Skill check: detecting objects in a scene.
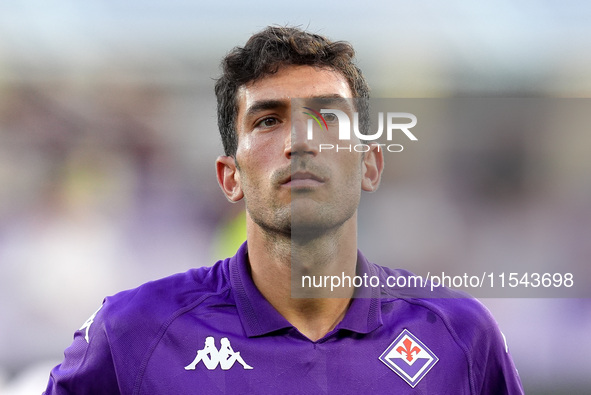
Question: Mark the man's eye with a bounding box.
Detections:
[323,113,337,122]
[256,117,280,128]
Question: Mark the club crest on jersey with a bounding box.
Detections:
[379,329,438,388]
[185,337,253,371]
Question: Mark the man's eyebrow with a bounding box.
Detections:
[244,95,354,118]
[305,94,354,108]
[244,99,289,118]
[308,94,351,101]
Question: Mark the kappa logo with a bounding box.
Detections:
[79,304,103,344]
[185,337,253,371]
[379,329,438,388]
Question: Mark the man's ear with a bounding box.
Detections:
[361,144,384,192]
[216,156,244,202]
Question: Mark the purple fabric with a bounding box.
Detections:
[44,242,523,394]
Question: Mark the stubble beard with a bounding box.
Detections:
[245,183,359,247]
[240,156,361,256]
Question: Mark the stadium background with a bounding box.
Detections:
[0,1,590,393]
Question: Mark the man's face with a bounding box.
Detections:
[225,65,379,239]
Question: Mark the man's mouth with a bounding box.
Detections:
[282,171,325,188]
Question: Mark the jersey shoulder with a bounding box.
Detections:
[44,259,234,394]
[101,257,232,331]
[372,263,497,333]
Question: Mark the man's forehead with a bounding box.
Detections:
[236,65,352,115]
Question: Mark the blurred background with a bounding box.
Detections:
[0,0,590,393]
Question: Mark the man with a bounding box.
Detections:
[45,26,523,394]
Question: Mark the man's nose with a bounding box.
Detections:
[285,117,319,158]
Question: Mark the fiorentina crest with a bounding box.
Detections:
[379,329,438,388]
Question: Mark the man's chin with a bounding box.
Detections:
[289,217,344,242]
[290,225,327,242]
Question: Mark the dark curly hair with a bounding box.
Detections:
[215,26,370,156]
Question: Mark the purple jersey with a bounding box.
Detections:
[45,242,523,394]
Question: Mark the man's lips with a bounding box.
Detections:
[282,171,325,187]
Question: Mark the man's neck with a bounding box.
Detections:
[245,214,358,341]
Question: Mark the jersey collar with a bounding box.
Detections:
[229,242,383,338]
